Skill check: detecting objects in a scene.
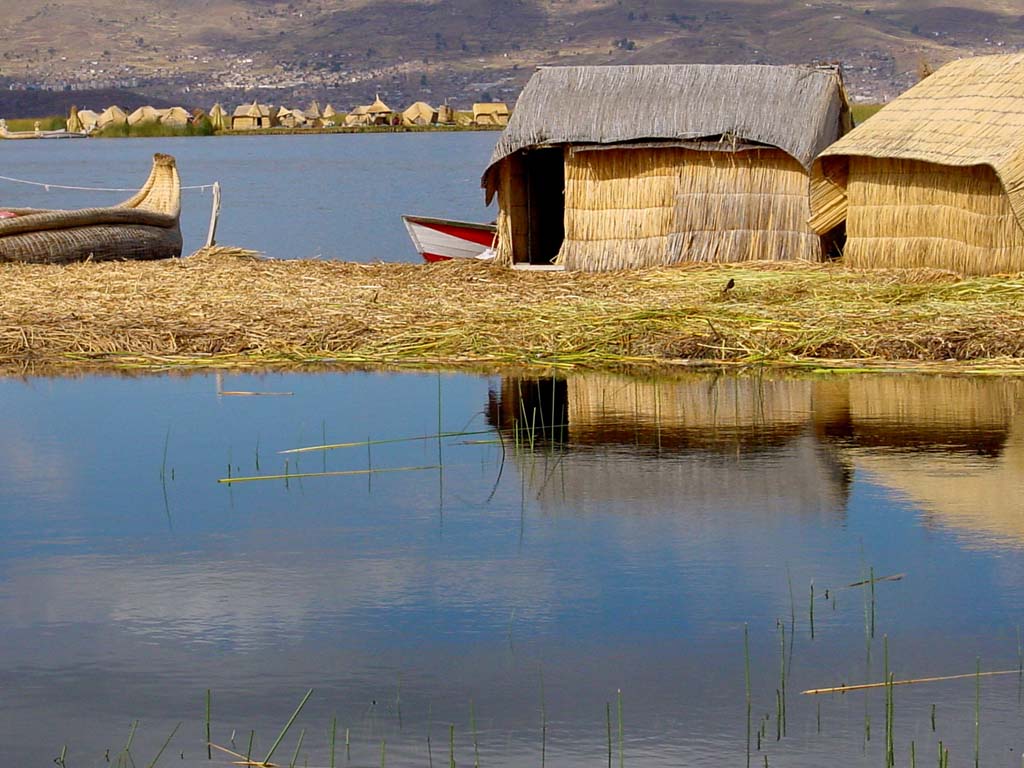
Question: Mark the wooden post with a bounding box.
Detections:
[205,181,221,248]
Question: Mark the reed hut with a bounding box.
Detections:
[276,107,306,128]
[76,109,99,133]
[232,102,275,130]
[809,53,1024,275]
[66,105,83,133]
[96,105,129,131]
[128,105,161,126]
[366,95,393,125]
[208,103,228,131]
[482,64,851,269]
[472,102,510,126]
[159,106,191,127]
[322,104,337,126]
[402,101,437,126]
[437,104,456,124]
[344,105,371,127]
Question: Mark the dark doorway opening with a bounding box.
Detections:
[524,148,565,265]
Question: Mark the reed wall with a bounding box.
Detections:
[843,157,1024,274]
[556,147,824,271]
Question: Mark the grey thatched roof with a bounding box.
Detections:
[482,64,849,191]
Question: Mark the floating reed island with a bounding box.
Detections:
[3,246,1024,373]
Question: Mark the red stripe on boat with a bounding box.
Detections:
[422,252,453,262]
[419,220,495,247]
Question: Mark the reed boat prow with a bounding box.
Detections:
[0,153,183,264]
[402,214,497,262]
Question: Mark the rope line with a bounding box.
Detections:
[0,173,217,192]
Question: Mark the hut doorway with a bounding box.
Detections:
[524,148,565,264]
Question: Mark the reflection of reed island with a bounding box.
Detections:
[487,373,852,517]
[816,376,1024,546]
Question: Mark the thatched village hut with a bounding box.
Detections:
[810,53,1024,275]
[96,105,129,131]
[322,104,337,125]
[402,101,438,126]
[208,103,228,131]
[66,105,83,133]
[159,106,191,127]
[482,64,850,269]
[436,104,456,125]
[276,107,306,128]
[128,105,161,126]
[472,102,510,126]
[305,100,323,123]
[232,102,275,130]
[76,109,99,133]
[346,95,394,126]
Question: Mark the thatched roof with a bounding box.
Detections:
[810,53,1024,234]
[323,104,336,118]
[128,105,161,125]
[483,64,850,193]
[160,106,191,127]
[402,101,436,125]
[233,102,272,118]
[366,95,392,114]
[209,103,227,130]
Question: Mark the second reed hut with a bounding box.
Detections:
[809,53,1024,275]
[482,64,850,269]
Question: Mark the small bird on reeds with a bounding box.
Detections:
[722,278,735,293]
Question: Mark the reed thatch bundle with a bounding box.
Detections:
[559,146,823,270]
[810,53,1024,274]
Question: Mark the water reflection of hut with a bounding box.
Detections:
[488,373,851,516]
[481,65,851,269]
[814,376,1020,456]
[818,376,1024,545]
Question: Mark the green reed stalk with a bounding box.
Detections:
[346,727,350,761]
[470,699,479,768]
[975,657,981,768]
[449,724,455,768]
[775,690,781,741]
[146,722,181,768]
[1018,625,1023,705]
[745,624,751,768]
[380,739,386,768]
[206,689,212,760]
[606,702,612,768]
[810,581,815,639]
[540,669,547,768]
[778,620,786,737]
[56,745,67,767]
[911,740,916,768]
[816,702,820,734]
[330,716,337,768]
[264,688,314,764]
[288,729,305,768]
[617,689,624,768]
[246,730,254,762]
[870,566,876,639]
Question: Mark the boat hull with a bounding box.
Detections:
[402,215,496,262]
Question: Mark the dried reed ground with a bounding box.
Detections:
[3,246,1024,373]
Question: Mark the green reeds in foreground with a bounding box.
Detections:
[617,688,624,768]
[218,465,439,484]
[206,689,212,760]
[744,624,751,768]
[975,658,981,768]
[146,722,181,768]
[263,688,314,765]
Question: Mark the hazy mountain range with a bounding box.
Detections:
[1,0,1022,114]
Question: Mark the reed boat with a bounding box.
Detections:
[0,153,182,263]
[402,214,496,262]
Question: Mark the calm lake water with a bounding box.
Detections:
[3,367,1024,767]
[0,132,498,259]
